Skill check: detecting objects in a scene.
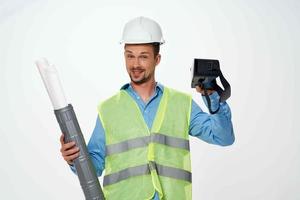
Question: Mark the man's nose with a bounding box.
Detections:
[133,57,141,67]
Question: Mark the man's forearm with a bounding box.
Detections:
[189,93,235,146]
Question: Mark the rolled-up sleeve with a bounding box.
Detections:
[189,91,235,146]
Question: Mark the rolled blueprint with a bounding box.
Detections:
[36,58,105,200]
[36,58,68,110]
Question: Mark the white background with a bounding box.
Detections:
[0,0,299,199]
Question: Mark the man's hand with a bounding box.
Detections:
[196,85,215,96]
[60,134,80,165]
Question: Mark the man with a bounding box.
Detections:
[60,16,234,200]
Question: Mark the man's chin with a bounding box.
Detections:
[130,74,146,84]
[131,79,146,85]
[131,77,150,84]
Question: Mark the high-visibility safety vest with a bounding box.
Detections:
[97,87,192,200]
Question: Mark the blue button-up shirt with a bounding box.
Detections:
[71,83,234,200]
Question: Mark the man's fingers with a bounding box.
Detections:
[62,147,80,157]
[60,134,76,150]
[196,85,215,95]
[60,141,76,152]
[59,133,79,164]
[196,85,203,93]
[64,153,80,163]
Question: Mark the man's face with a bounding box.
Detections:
[124,44,161,85]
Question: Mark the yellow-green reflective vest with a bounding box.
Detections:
[97,87,192,200]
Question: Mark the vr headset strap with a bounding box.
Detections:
[203,69,231,114]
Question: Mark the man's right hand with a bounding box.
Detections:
[60,134,80,165]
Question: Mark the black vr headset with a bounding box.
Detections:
[191,59,231,114]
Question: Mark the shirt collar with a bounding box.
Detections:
[120,82,164,93]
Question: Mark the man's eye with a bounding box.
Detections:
[127,55,134,58]
[140,56,148,59]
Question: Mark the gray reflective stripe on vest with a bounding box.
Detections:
[103,164,150,186]
[151,133,190,151]
[106,136,150,155]
[149,161,192,183]
[106,133,190,156]
[103,162,192,186]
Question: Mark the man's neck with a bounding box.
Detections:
[130,80,156,103]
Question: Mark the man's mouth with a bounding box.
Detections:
[131,68,145,76]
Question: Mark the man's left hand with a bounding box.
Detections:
[196,85,215,96]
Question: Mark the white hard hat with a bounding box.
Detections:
[120,16,165,45]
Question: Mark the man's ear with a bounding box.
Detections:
[155,54,161,66]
